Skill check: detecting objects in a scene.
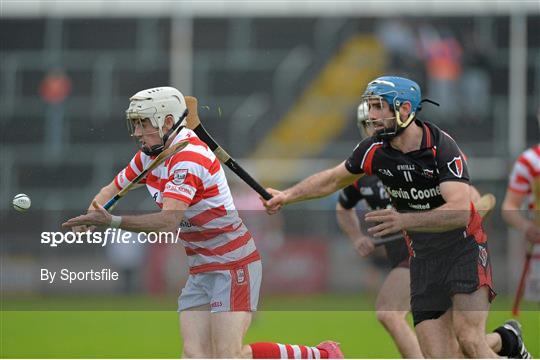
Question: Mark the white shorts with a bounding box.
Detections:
[178,260,262,313]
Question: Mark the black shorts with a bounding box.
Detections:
[410,234,496,326]
[385,238,410,269]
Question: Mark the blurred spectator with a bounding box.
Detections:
[39,68,72,157]
[375,19,422,77]
[39,68,71,104]
[418,24,463,122]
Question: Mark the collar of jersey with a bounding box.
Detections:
[171,127,192,144]
[381,119,434,150]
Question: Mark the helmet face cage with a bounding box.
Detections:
[125,116,163,156]
[126,103,166,137]
[359,94,400,140]
[126,117,160,138]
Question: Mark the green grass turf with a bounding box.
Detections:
[1,295,538,358]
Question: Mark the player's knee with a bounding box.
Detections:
[376,310,405,328]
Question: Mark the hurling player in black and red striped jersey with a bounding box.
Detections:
[335,102,422,358]
[263,76,531,358]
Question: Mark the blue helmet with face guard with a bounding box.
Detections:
[362,76,422,140]
[365,76,422,113]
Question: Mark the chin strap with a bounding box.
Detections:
[375,98,441,141]
[142,108,189,156]
[162,108,188,145]
[391,98,440,138]
[396,109,416,128]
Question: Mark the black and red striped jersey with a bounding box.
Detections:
[344,119,472,257]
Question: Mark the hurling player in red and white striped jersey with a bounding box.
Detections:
[502,110,540,311]
[502,141,540,244]
[63,87,343,359]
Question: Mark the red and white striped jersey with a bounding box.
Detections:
[114,128,260,274]
[508,144,540,214]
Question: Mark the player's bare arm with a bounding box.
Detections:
[502,190,540,244]
[62,197,188,233]
[70,180,119,233]
[365,181,470,237]
[263,161,361,214]
[469,185,481,203]
[92,181,120,205]
[336,202,375,256]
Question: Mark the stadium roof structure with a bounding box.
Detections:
[2,0,538,18]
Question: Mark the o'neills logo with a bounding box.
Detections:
[447,156,463,178]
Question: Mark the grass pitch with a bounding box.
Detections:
[1,295,538,358]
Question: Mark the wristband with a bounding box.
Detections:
[110,215,122,228]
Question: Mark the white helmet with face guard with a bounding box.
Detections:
[126,86,188,156]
